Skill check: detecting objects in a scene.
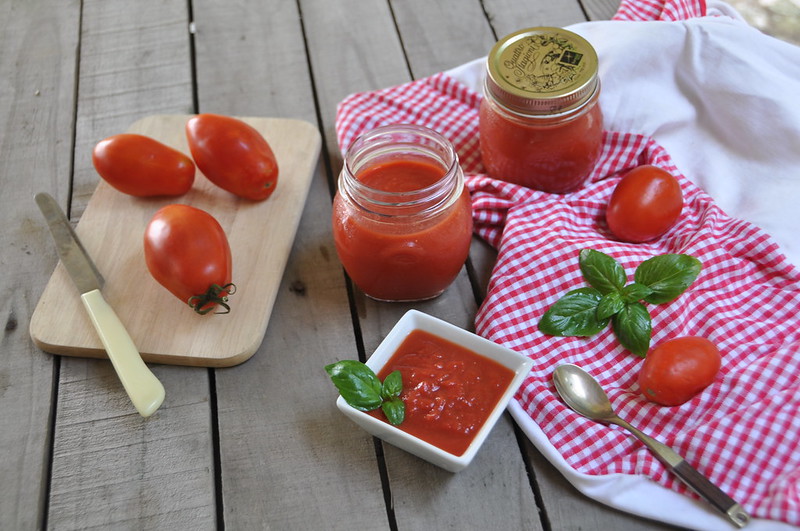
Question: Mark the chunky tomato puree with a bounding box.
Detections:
[358,159,441,191]
[371,330,515,456]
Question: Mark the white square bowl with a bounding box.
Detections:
[335,309,534,473]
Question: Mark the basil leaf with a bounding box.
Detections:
[579,249,627,295]
[597,291,625,320]
[325,360,383,411]
[635,254,702,304]
[381,370,402,400]
[612,302,652,357]
[539,287,609,337]
[381,397,405,426]
[621,282,654,303]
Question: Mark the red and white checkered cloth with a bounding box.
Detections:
[336,1,800,529]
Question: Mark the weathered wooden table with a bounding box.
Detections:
[2,1,695,529]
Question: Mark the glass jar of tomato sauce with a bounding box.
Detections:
[479,27,603,193]
[332,124,473,302]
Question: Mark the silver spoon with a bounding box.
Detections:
[552,363,750,529]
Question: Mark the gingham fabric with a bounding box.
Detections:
[335,1,800,527]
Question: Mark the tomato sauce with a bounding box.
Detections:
[358,159,440,191]
[371,330,515,456]
[332,158,473,301]
[478,99,603,193]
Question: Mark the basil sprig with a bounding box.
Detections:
[539,249,701,357]
[325,360,405,425]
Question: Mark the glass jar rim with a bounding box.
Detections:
[342,124,462,213]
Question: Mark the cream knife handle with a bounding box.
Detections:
[80,289,165,417]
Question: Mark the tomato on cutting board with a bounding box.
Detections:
[144,204,234,314]
[638,336,721,406]
[605,165,683,243]
[92,134,195,197]
[185,113,279,201]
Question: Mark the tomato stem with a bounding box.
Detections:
[188,283,236,315]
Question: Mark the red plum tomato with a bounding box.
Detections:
[185,114,279,201]
[606,165,683,243]
[92,134,195,197]
[144,204,234,314]
[639,336,721,406]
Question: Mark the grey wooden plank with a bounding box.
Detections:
[45,1,217,529]
[583,0,624,21]
[302,0,411,158]
[48,364,217,529]
[482,0,588,35]
[0,1,81,528]
[303,0,543,528]
[523,438,683,530]
[388,0,496,76]
[212,225,390,530]
[192,0,314,118]
[190,0,390,528]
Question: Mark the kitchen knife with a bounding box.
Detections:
[35,192,165,417]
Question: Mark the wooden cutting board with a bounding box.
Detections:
[30,114,321,367]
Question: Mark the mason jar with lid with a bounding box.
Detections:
[479,27,603,194]
[332,124,473,302]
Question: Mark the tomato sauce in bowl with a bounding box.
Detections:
[334,310,534,472]
[370,329,515,456]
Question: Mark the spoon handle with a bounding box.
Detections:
[611,417,750,528]
[672,460,750,528]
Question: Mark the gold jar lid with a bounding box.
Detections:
[485,27,599,115]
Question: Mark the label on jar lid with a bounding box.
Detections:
[486,27,599,115]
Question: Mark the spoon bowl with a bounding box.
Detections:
[552,364,617,421]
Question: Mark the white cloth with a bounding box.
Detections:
[446,3,800,529]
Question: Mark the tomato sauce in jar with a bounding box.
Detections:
[371,329,515,456]
[332,125,473,302]
[479,27,603,193]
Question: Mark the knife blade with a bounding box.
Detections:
[35,192,165,418]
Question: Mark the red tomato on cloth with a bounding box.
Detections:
[185,114,278,201]
[639,336,721,406]
[144,204,234,314]
[92,134,195,197]
[605,165,683,243]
